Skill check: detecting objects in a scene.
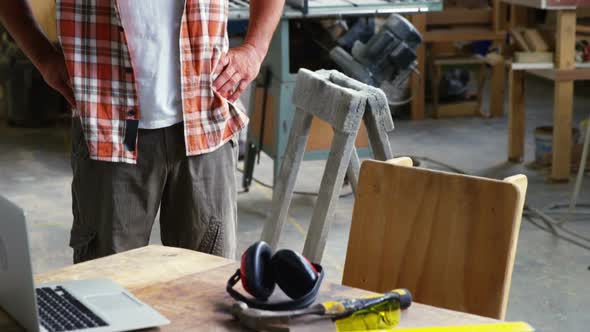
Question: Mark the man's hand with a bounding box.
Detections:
[39,49,76,108]
[212,43,263,103]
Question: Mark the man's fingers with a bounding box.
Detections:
[213,53,230,77]
[218,72,241,97]
[228,81,248,103]
[213,64,236,91]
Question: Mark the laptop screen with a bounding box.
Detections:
[0,196,40,332]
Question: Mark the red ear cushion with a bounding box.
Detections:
[241,241,275,300]
[271,250,319,300]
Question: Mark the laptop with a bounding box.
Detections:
[0,196,170,332]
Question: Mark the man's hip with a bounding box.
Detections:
[70,119,239,263]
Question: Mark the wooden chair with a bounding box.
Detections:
[342,158,527,320]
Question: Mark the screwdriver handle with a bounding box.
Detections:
[393,288,413,309]
[322,288,412,318]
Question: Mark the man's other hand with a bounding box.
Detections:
[213,43,263,103]
[39,49,76,108]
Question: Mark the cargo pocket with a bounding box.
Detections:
[197,219,225,256]
[70,139,98,263]
[69,193,99,263]
[70,234,97,264]
[69,214,98,263]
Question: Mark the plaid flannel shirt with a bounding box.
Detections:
[56,0,249,163]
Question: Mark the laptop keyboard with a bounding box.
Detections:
[36,286,108,332]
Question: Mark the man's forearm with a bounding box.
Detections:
[244,0,285,60]
[0,1,56,68]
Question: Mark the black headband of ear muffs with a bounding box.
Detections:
[226,263,324,311]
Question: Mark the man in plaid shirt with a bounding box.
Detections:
[0,0,284,262]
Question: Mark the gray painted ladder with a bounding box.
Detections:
[260,69,396,263]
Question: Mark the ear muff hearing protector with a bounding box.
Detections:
[226,241,324,310]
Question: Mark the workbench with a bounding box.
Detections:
[0,245,501,331]
[231,0,443,183]
[505,0,590,181]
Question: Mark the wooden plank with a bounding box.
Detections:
[426,8,492,26]
[555,11,577,70]
[425,28,505,43]
[552,81,574,181]
[523,29,550,51]
[493,0,508,32]
[501,0,577,9]
[510,6,530,28]
[552,10,576,181]
[434,101,481,118]
[512,62,554,70]
[508,69,526,162]
[514,51,554,63]
[134,264,498,331]
[410,14,426,121]
[510,30,531,51]
[249,87,277,152]
[342,160,526,320]
[489,54,506,117]
[306,118,369,151]
[35,245,233,289]
[0,245,504,331]
[527,68,590,81]
[576,24,590,34]
[499,175,528,319]
[434,57,486,65]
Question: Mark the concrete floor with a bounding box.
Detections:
[1,76,589,331]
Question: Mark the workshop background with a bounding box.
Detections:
[1,0,590,331]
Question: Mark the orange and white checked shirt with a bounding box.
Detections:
[56,0,249,163]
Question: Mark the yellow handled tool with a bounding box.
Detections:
[231,289,412,331]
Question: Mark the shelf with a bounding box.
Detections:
[426,8,492,26]
[424,28,505,42]
[500,0,580,10]
[527,68,590,81]
[510,60,590,80]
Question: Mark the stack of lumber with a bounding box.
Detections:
[511,28,553,63]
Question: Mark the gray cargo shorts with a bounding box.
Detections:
[70,119,238,263]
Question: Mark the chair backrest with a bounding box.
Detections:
[342,158,527,320]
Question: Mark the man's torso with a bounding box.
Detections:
[117,0,185,130]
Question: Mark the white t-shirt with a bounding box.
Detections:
[118,0,184,129]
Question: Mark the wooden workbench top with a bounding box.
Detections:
[0,245,497,331]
